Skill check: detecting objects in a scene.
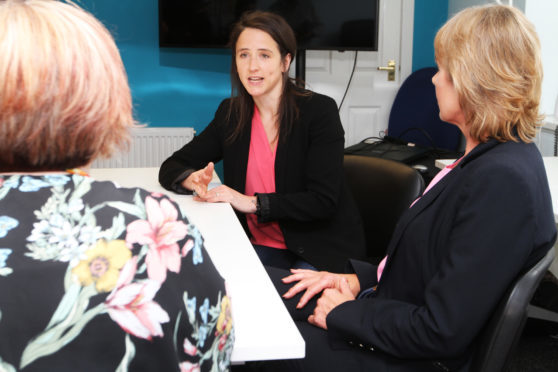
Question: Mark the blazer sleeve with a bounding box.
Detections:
[325,162,550,359]
[158,100,228,193]
[258,94,346,222]
[348,259,379,290]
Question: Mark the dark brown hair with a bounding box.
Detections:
[226,10,309,143]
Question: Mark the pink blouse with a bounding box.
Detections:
[245,106,287,249]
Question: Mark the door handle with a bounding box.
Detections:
[377,60,396,81]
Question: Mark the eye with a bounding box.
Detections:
[261,53,270,59]
[238,52,248,58]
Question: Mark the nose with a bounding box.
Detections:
[249,56,258,71]
[432,72,438,85]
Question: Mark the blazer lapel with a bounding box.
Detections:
[385,165,462,257]
[232,123,252,194]
[382,139,501,270]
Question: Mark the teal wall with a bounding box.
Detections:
[412,0,449,72]
[81,1,448,128]
[80,1,231,132]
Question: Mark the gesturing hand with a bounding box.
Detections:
[193,184,257,214]
[182,162,214,196]
[308,278,355,330]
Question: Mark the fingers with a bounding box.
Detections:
[203,162,214,181]
[196,188,223,203]
[339,277,351,294]
[308,308,328,330]
[281,270,319,299]
[206,161,214,173]
[281,270,312,284]
[282,277,310,299]
[281,271,338,308]
[193,184,208,198]
[296,286,322,309]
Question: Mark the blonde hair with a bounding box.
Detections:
[434,4,543,143]
[0,0,136,171]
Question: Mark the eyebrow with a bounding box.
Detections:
[237,47,274,53]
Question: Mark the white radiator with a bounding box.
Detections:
[90,127,195,168]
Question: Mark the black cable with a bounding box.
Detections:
[338,51,358,112]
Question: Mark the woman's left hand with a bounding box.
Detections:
[194,185,257,214]
[308,278,355,330]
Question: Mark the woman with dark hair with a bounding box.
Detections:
[159,11,365,272]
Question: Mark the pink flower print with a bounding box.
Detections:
[182,239,194,257]
[218,334,228,351]
[126,196,188,282]
[179,361,200,372]
[105,258,170,340]
[183,337,197,356]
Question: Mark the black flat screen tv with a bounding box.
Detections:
[159,0,379,51]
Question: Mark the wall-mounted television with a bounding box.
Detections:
[158,0,379,51]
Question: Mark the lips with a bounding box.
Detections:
[248,77,263,82]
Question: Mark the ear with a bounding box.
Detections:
[282,53,292,73]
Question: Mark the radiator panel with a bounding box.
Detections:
[90,127,195,168]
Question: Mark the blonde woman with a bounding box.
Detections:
[0,1,232,370]
[253,5,557,371]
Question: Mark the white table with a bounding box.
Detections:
[543,157,558,224]
[541,157,558,280]
[89,168,305,363]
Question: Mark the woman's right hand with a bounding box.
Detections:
[181,162,214,197]
[281,269,360,309]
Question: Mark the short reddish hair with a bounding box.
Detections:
[0,0,136,171]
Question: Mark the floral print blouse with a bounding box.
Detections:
[0,173,234,371]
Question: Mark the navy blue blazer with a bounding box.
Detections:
[159,93,365,272]
[327,139,557,367]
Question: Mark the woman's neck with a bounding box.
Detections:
[0,170,66,175]
[458,122,480,156]
[463,139,479,156]
[253,91,281,119]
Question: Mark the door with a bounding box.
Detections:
[300,0,414,147]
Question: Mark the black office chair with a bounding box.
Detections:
[343,155,424,263]
[387,67,463,152]
[467,247,556,372]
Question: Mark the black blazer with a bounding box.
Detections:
[159,92,365,272]
[327,139,557,368]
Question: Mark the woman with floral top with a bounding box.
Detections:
[0,1,233,371]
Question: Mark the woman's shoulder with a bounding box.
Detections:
[90,178,185,216]
[214,97,233,116]
[217,97,233,108]
[460,140,547,194]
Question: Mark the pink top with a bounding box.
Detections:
[245,107,287,249]
[376,158,463,282]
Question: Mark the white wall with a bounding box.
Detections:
[448,0,556,117]
[525,1,558,116]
